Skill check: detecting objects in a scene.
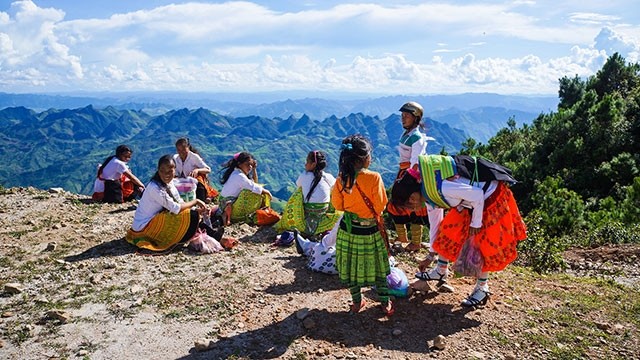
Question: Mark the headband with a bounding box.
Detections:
[406,168,421,182]
[233,152,241,160]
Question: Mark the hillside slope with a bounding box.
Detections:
[0,187,638,360]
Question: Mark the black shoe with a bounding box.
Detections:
[461,288,490,307]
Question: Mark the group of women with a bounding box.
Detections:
[93,103,528,315]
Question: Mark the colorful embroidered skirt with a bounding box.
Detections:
[275,187,342,235]
[336,218,390,287]
[432,182,527,272]
[222,189,267,224]
[125,209,194,251]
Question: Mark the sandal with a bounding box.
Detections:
[349,299,366,314]
[461,288,490,307]
[380,300,395,317]
[415,269,448,286]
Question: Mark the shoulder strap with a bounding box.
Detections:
[355,182,391,255]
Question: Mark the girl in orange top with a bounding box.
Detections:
[331,134,393,316]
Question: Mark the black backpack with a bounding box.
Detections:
[454,155,517,185]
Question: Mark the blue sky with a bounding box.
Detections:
[0,0,639,96]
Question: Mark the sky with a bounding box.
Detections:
[0,0,639,96]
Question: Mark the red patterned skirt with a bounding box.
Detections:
[432,182,527,272]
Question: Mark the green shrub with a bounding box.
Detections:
[587,222,640,247]
[517,210,567,273]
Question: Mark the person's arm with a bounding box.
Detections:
[331,178,344,211]
[189,153,211,178]
[180,198,207,214]
[123,169,145,190]
[410,136,427,168]
[371,173,388,215]
[442,180,484,229]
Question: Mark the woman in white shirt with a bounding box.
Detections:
[277,150,342,236]
[95,145,145,203]
[219,152,272,225]
[391,154,527,308]
[173,138,217,202]
[126,155,207,252]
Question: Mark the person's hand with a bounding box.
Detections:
[469,226,481,236]
[263,189,272,199]
[193,199,206,214]
[189,169,199,178]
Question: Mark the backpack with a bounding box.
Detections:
[454,155,517,185]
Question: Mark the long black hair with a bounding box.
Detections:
[175,137,201,156]
[390,172,422,206]
[305,150,328,202]
[150,155,176,190]
[220,151,254,184]
[98,144,132,177]
[337,134,372,191]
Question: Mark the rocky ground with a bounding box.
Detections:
[0,187,639,360]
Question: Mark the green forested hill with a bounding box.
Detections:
[0,106,467,202]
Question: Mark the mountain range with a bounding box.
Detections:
[0,92,558,206]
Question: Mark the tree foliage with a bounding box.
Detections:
[476,53,640,252]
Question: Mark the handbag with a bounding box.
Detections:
[355,182,391,255]
[255,207,281,226]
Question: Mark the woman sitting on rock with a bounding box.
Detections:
[276,150,341,236]
[218,152,272,225]
[126,155,207,252]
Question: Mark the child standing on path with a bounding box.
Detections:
[331,134,394,316]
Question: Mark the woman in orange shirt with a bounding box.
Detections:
[332,134,393,316]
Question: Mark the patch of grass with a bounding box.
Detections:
[488,329,509,345]
[7,230,28,239]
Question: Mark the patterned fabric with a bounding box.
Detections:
[222,189,267,224]
[307,244,338,275]
[195,173,219,198]
[275,187,342,235]
[418,155,457,209]
[336,218,391,287]
[432,182,527,272]
[125,209,192,251]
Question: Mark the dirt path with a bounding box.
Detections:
[1,187,638,359]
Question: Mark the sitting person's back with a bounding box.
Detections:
[276,150,341,236]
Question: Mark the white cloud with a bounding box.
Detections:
[1,1,639,94]
[594,27,640,62]
[570,12,620,25]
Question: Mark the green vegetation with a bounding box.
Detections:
[462,53,640,272]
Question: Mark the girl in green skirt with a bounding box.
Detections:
[331,134,393,316]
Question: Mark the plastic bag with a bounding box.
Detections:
[187,229,224,254]
[387,267,410,298]
[452,235,484,277]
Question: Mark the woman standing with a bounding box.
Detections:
[332,134,393,316]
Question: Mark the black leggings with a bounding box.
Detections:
[179,210,200,242]
[103,180,123,203]
[196,182,207,201]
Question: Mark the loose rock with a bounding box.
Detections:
[433,334,446,350]
[4,283,24,294]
